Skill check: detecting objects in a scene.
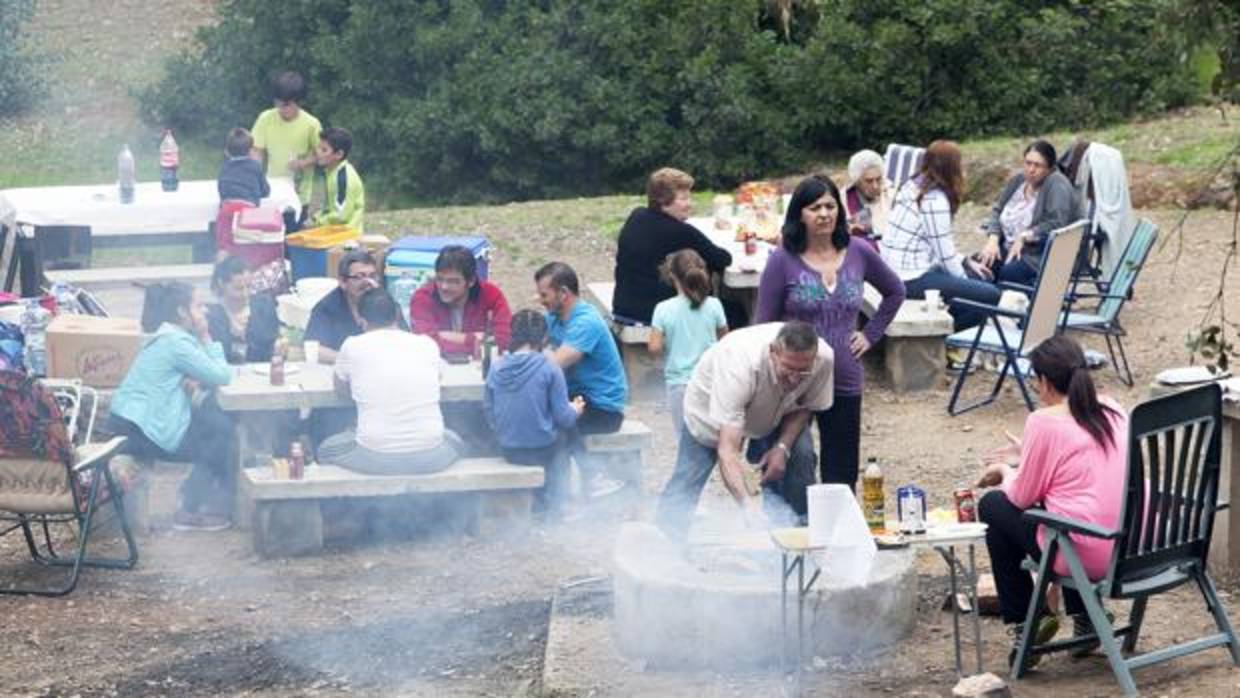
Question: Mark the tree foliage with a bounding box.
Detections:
[142,0,1209,202]
[0,0,44,117]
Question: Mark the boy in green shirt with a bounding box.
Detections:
[312,127,365,233]
[251,71,321,214]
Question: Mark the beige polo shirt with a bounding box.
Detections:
[682,323,834,448]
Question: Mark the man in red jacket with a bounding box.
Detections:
[409,245,512,357]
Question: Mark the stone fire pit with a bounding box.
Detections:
[613,521,917,671]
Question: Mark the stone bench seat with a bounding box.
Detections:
[583,420,652,453]
[862,284,953,392]
[243,460,544,501]
[242,458,545,557]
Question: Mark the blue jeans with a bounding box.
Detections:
[655,423,816,541]
[905,270,1002,331]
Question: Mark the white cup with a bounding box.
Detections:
[303,340,320,365]
[924,290,941,312]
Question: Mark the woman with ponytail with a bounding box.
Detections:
[977,334,1128,663]
[755,175,905,491]
[648,249,728,435]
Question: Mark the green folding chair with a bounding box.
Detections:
[1060,218,1158,387]
[1010,384,1240,696]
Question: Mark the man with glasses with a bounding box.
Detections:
[304,249,405,448]
[655,321,834,541]
[410,245,512,357]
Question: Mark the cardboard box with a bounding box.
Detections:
[46,314,143,387]
[326,234,393,279]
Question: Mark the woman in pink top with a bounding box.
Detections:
[977,335,1128,661]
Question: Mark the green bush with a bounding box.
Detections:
[141,0,1208,203]
[0,0,44,116]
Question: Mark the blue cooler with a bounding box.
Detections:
[385,236,491,325]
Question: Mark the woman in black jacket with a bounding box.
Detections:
[206,255,280,364]
[613,167,735,326]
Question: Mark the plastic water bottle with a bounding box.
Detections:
[118,144,136,204]
[390,272,417,327]
[50,281,79,315]
[20,299,51,376]
[159,129,179,192]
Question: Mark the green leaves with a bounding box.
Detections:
[138,0,1209,203]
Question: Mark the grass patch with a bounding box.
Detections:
[959,107,1238,171]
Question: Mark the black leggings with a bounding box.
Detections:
[569,405,623,481]
[816,393,862,491]
[978,489,1085,623]
[109,397,236,516]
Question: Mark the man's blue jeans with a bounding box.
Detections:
[655,423,816,541]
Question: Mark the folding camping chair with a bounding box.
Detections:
[1061,218,1158,387]
[0,371,137,596]
[1010,384,1240,696]
[945,221,1086,415]
[883,144,925,191]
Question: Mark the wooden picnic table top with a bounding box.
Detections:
[216,358,486,412]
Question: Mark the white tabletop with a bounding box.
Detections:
[688,216,772,289]
[0,177,300,237]
[216,358,486,412]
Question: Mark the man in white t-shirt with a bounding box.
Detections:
[318,289,461,474]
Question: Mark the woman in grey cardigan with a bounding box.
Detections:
[975,140,1080,286]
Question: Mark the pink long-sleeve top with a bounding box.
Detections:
[1003,397,1129,579]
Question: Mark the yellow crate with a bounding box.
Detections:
[286,225,360,249]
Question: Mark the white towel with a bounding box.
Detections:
[1083,143,1137,279]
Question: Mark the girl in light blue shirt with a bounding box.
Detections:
[649,249,728,435]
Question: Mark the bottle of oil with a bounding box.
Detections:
[862,457,885,532]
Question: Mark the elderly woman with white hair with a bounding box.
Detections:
[841,149,894,249]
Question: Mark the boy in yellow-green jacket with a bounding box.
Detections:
[311,126,365,233]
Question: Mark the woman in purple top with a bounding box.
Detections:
[756,176,905,489]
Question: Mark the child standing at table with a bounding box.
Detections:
[251,70,320,222]
[485,309,584,519]
[217,128,270,206]
[648,249,728,435]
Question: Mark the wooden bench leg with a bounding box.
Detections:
[254,500,324,557]
[884,336,946,393]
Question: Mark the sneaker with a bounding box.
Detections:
[587,476,626,499]
[1007,614,1059,669]
[1069,611,1114,658]
[172,510,232,532]
[946,348,976,373]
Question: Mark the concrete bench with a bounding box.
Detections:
[47,264,213,318]
[584,281,662,401]
[242,459,544,557]
[862,285,952,393]
[582,419,652,492]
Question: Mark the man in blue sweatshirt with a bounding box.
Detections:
[484,309,583,519]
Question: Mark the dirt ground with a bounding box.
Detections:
[3,203,1239,696]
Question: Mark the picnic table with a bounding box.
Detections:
[0,177,300,265]
[215,358,486,412]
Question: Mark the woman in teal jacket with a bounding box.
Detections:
[109,282,236,531]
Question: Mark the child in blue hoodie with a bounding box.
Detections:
[109,282,235,531]
[485,309,583,518]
